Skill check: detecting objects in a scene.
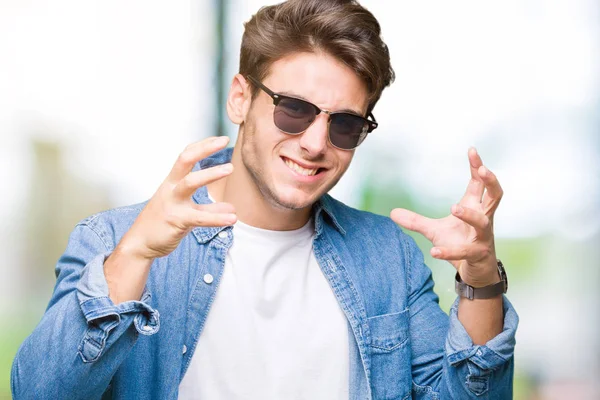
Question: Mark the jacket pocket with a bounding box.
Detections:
[367,308,411,400]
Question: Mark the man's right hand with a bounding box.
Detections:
[121,136,236,260]
[104,136,236,304]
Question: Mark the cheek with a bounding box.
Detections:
[248,110,285,146]
[335,151,354,173]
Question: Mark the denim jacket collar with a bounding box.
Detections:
[190,146,345,244]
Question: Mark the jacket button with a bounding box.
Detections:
[203,274,214,284]
[182,345,187,354]
[218,231,228,239]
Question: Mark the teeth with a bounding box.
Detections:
[284,159,318,176]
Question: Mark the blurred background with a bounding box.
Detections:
[0,0,598,398]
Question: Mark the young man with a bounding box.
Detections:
[12,0,518,399]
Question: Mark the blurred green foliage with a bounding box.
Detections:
[1,316,38,399]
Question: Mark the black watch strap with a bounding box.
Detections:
[455,260,508,300]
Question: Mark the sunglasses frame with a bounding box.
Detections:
[246,75,378,150]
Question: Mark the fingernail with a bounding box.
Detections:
[453,205,463,215]
[220,163,233,173]
[431,248,441,257]
[209,135,228,144]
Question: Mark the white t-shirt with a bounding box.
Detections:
[178,218,349,400]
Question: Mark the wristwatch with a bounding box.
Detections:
[455,260,508,300]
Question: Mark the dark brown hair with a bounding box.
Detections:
[240,0,395,113]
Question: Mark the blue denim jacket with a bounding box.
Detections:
[12,148,518,400]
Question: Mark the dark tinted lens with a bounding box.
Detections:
[329,113,369,149]
[273,97,317,134]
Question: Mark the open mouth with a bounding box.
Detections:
[281,157,326,177]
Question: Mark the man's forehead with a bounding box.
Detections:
[262,52,370,113]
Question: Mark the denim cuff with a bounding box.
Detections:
[445,295,518,370]
[76,252,160,336]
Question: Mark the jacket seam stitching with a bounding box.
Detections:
[77,222,111,252]
[369,336,409,352]
[399,228,414,297]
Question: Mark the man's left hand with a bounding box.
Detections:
[390,148,503,288]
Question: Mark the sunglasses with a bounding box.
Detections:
[247,76,378,150]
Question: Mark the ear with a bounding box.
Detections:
[226,74,252,125]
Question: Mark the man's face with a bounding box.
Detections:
[238,52,370,211]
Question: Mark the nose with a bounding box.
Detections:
[298,113,329,157]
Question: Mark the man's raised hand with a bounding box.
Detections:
[120,136,237,261]
[390,148,503,287]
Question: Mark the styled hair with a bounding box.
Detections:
[239,0,395,113]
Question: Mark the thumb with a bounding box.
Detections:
[390,208,434,240]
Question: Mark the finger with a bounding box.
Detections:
[431,244,491,262]
[451,204,491,237]
[167,136,230,183]
[478,166,503,215]
[193,202,236,214]
[185,209,237,228]
[390,208,435,241]
[173,163,233,200]
[460,147,485,205]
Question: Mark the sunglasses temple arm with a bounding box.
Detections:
[247,75,277,99]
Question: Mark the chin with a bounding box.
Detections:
[269,186,319,211]
[273,193,314,211]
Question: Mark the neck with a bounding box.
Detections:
[207,143,313,231]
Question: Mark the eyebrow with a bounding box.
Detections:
[278,90,365,117]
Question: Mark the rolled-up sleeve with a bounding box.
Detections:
[12,220,160,399]
[402,228,518,400]
[77,252,160,337]
[445,296,518,396]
